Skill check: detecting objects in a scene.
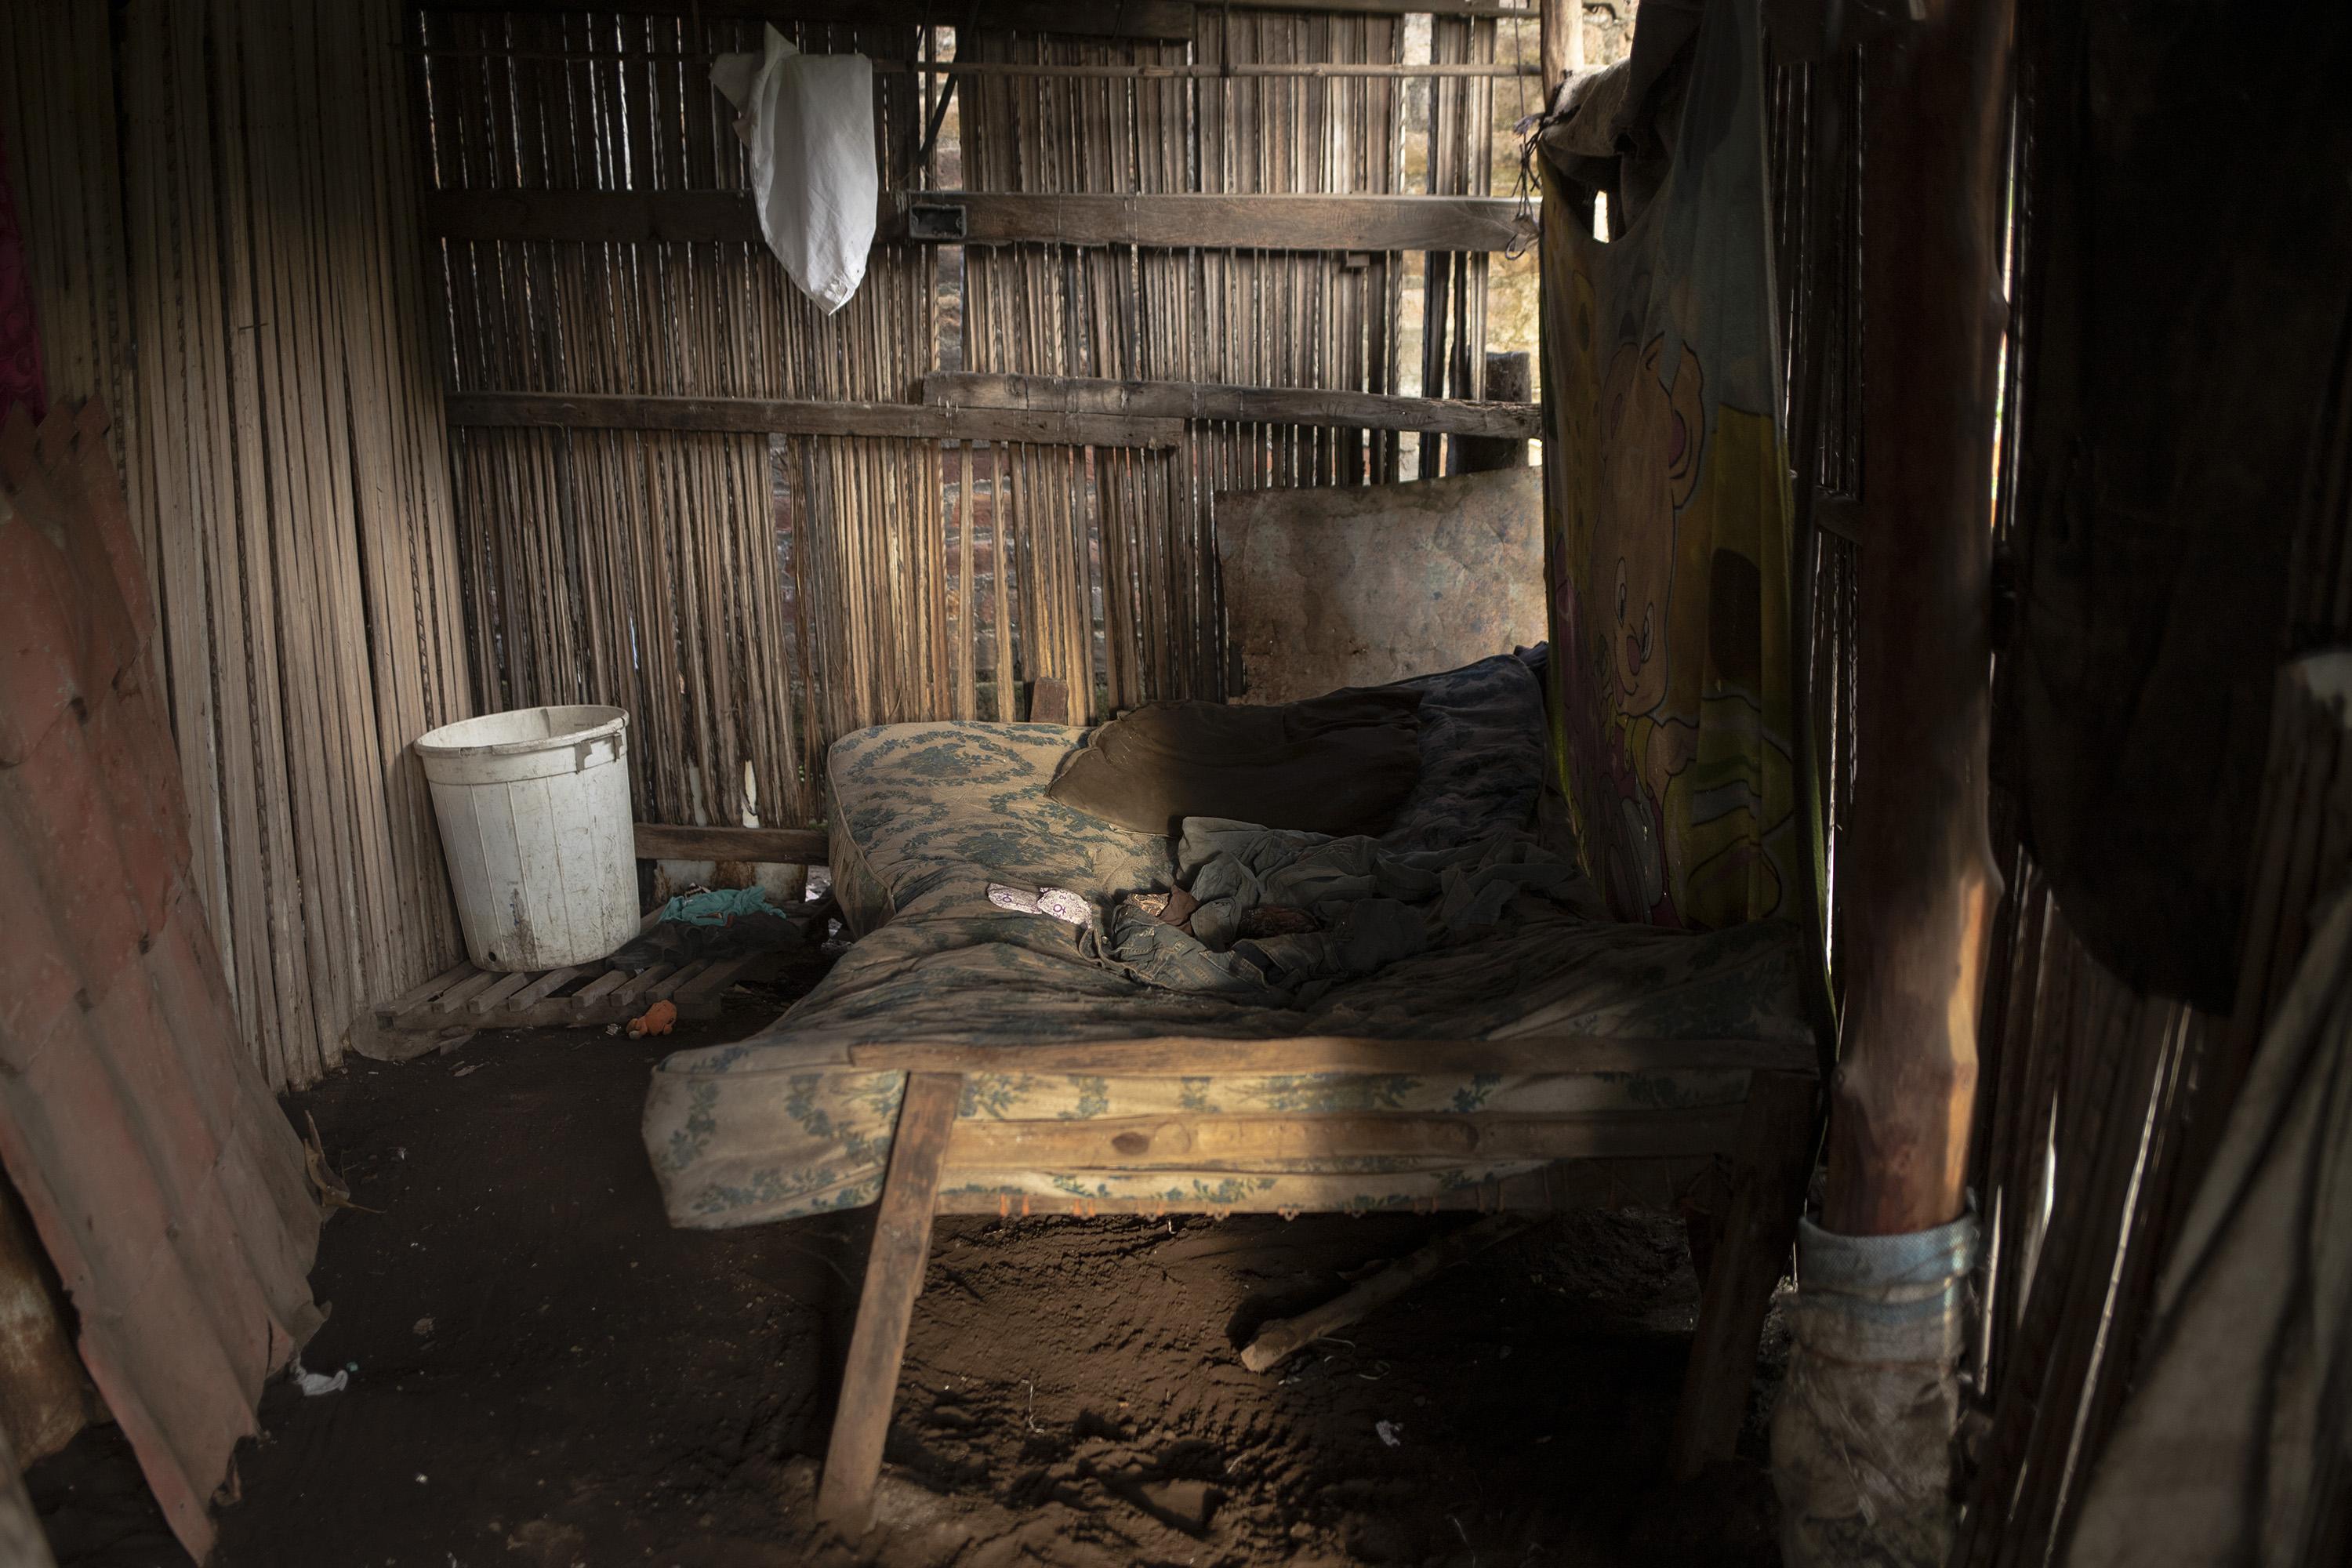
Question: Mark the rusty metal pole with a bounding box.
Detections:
[1824,0,2013,1241]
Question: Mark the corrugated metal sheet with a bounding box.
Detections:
[0,400,321,1562]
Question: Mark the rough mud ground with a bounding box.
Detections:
[32,966,1785,1568]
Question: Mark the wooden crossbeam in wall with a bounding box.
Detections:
[419,0,1200,38]
[633,822,830,865]
[923,372,1542,440]
[445,392,1185,449]
[426,190,1529,253]
[418,1,1536,35]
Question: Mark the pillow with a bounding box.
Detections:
[1045,686,1423,838]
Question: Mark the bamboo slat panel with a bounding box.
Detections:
[5,1,472,1089]
[422,9,939,808]
[955,11,1466,718]
[419,6,1501,782]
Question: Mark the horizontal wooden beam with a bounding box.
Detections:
[887,191,1527,249]
[419,1,1539,37]
[782,1035,1819,1077]
[930,1156,1715,1216]
[923,372,1541,439]
[881,60,1541,78]
[445,391,1186,448]
[1225,0,1537,16]
[429,190,762,245]
[426,189,1527,252]
[633,822,830,864]
[418,0,1198,39]
[944,1106,1743,1171]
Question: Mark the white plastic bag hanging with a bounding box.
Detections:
[710,27,876,314]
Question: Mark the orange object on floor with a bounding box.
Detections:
[627,999,678,1038]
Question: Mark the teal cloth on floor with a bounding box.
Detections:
[658,887,779,926]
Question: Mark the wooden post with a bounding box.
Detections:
[1541,0,1584,106]
[1669,1070,1818,1475]
[815,1073,963,1530]
[1821,0,2015,1239]
[1459,350,1532,471]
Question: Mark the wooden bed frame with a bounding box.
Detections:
[803,1032,1820,1528]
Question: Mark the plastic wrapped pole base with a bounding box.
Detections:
[1771,1210,1980,1568]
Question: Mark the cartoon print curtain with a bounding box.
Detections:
[1539,0,1800,932]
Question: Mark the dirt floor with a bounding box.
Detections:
[31,964,1787,1568]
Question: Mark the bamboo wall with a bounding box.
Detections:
[2,0,470,1089]
[416,5,1503,823]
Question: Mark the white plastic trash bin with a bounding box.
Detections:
[414,706,638,972]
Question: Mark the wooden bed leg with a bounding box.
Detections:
[1666,1070,1817,1479]
[815,1071,963,1531]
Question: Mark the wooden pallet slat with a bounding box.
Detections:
[374,961,477,1022]
[569,970,630,1014]
[606,963,677,1009]
[467,971,537,1015]
[505,966,581,1010]
[430,969,505,1015]
[646,960,708,1002]
[675,953,764,1010]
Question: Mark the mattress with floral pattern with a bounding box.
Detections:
[642,654,1815,1229]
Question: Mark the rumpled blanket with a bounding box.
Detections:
[1088,818,1590,1003]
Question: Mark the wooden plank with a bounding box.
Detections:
[1231,0,1537,16]
[941,1106,1744,1171]
[444,390,1184,451]
[647,960,710,1002]
[816,1072,963,1530]
[505,966,582,1010]
[893,193,1526,251]
[431,968,505,1014]
[676,953,765,1011]
[835,1035,1820,1078]
[931,1156,1720,1218]
[373,960,477,1023]
[570,970,630,1014]
[923,372,1541,440]
[887,61,1541,80]
[1240,1214,1542,1372]
[426,190,1527,253]
[467,971,536,1015]
[607,963,677,1008]
[427,188,760,245]
[418,0,1197,39]
[1026,677,1071,724]
[633,822,829,865]
[413,50,1537,78]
